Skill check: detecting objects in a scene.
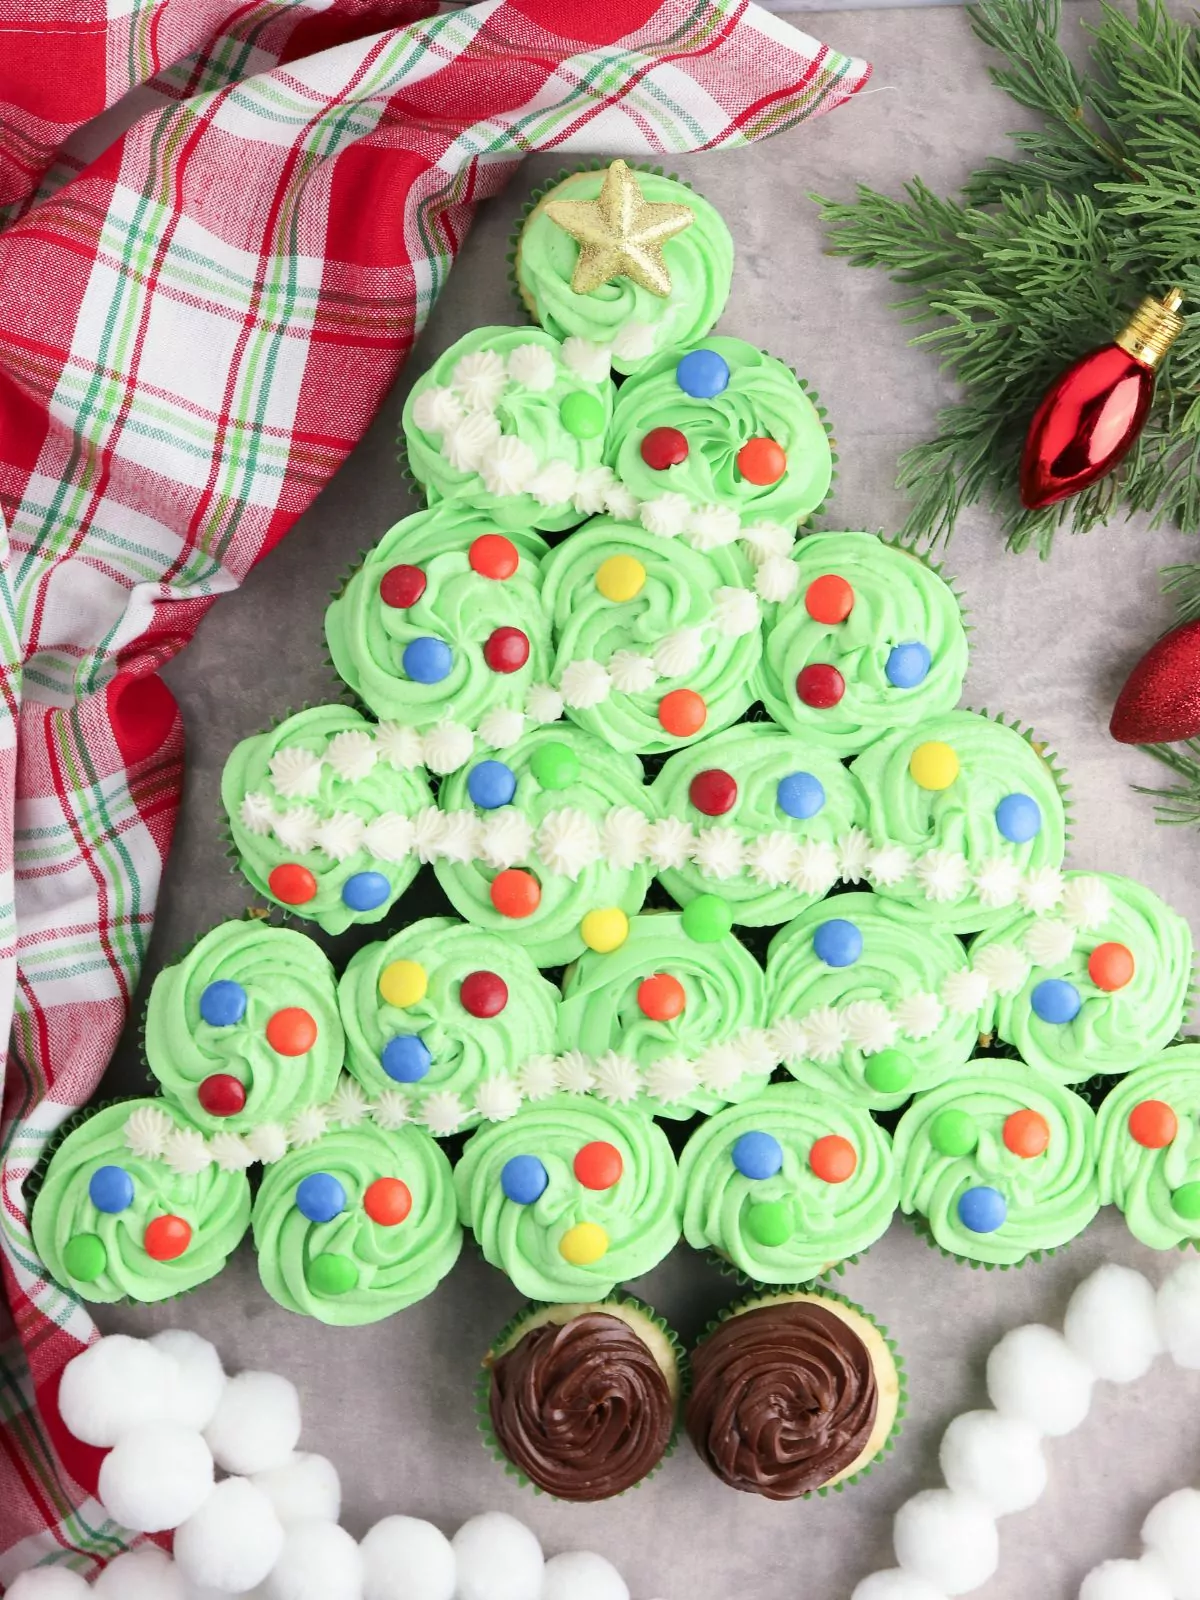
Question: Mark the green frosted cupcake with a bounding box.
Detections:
[221,704,433,937]
[755,533,969,756]
[764,893,983,1111]
[31,1100,251,1304]
[557,910,772,1120]
[144,920,343,1135]
[401,326,614,532]
[969,870,1192,1084]
[679,1083,898,1285]
[850,710,1068,935]
[606,336,832,531]
[433,724,656,968]
[338,916,560,1133]
[454,1096,681,1302]
[893,1059,1099,1267]
[251,1119,461,1324]
[1096,1045,1200,1250]
[650,724,869,926]
[514,160,734,374]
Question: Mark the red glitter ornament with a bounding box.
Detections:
[574,1140,623,1191]
[689,769,737,816]
[460,970,508,1017]
[640,426,688,470]
[796,664,845,709]
[1111,618,1200,745]
[483,626,530,674]
[470,534,519,580]
[268,863,317,906]
[198,1074,247,1118]
[379,564,426,608]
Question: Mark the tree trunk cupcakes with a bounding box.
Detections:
[1096,1045,1200,1250]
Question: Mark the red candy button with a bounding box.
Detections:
[483,626,530,674]
[364,1178,412,1226]
[379,564,426,609]
[268,863,317,906]
[460,970,508,1018]
[198,1074,247,1118]
[1129,1099,1178,1149]
[266,1007,318,1056]
[809,1135,857,1184]
[640,426,689,470]
[658,688,706,738]
[805,574,854,624]
[637,973,686,1021]
[796,664,845,709]
[470,534,519,580]
[574,1141,623,1190]
[737,436,787,485]
[1089,941,1135,992]
[144,1215,191,1262]
[491,869,541,919]
[689,769,737,816]
[1003,1109,1050,1159]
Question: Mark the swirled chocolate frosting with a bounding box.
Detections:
[488,1312,675,1500]
[685,1301,877,1499]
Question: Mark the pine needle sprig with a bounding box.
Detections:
[1136,739,1200,825]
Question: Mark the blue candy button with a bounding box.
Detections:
[296,1172,347,1224]
[957,1185,1007,1234]
[403,636,453,684]
[501,1154,549,1205]
[675,348,730,399]
[88,1165,134,1214]
[777,771,825,820]
[342,871,390,912]
[995,792,1043,844]
[199,979,247,1028]
[885,641,932,689]
[732,1131,783,1181]
[382,1034,432,1083]
[812,918,863,968]
[1031,978,1082,1025]
[467,760,517,810]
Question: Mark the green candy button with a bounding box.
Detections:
[1173,1182,1200,1222]
[931,1108,978,1158]
[746,1199,793,1248]
[864,1049,914,1095]
[530,741,581,791]
[559,391,606,440]
[308,1252,359,1296]
[63,1233,107,1283]
[682,894,733,944]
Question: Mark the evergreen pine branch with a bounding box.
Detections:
[1137,740,1200,825]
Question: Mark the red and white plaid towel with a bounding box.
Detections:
[0,0,866,1577]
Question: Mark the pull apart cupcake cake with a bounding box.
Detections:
[31,157,1195,1510]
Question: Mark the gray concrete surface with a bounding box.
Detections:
[99,6,1200,1596]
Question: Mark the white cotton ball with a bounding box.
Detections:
[264,1520,363,1600]
[1080,1556,1175,1600]
[452,1513,544,1600]
[361,1516,455,1600]
[1142,1488,1200,1600]
[542,1551,630,1600]
[893,1490,999,1597]
[1063,1265,1162,1383]
[938,1410,1047,1516]
[204,1371,301,1475]
[93,1548,187,1598]
[253,1452,341,1525]
[1157,1260,1200,1369]
[58,1335,177,1446]
[6,1571,91,1599]
[185,1587,266,1600]
[985,1324,1093,1436]
[175,1477,285,1594]
[97,1422,214,1532]
[852,1574,949,1600]
[150,1329,227,1430]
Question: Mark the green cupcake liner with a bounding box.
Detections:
[705,1244,870,1293]
[902,1206,1063,1272]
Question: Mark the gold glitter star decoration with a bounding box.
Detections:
[544,159,695,299]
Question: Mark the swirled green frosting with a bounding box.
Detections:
[339,916,559,1119]
[434,723,656,968]
[765,894,981,1111]
[221,705,432,936]
[558,911,770,1119]
[651,724,868,926]
[1096,1046,1200,1250]
[893,1060,1099,1266]
[401,326,613,532]
[540,517,760,754]
[971,871,1192,1084]
[252,1121,461,1324]
[326,504,551,729]
[455,1096,682,1302]
[145,921,344,1134]
[756,533,968,755]
[606,336,832,525]
[679,1082,899,1284]
[850,711,1067,934]
[515,168,734,373]
[31,1100,251,1304]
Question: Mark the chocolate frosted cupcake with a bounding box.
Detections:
[685,1291,902,1500]
[480,1297,684,1499]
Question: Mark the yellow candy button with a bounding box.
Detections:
[559,1222,609,1266]
[580,907,629,953]
[909,740,959,791]
[379,959,427,1008]
[595,555,646,603]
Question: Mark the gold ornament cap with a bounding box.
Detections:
[1115,287,1185,368]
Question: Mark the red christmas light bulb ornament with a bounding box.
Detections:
[1020,288,1184,510]
[1110,617,1200,745]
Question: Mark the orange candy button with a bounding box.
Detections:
[490,868,541,919]
[658,688,706,738]
[637,973,686,1022]
[737,436,787,486]
[1088,941,1135,992]
[809,1134,857,1184]
[805,574,854,625]
[266,1007,318,1056]
[144,1214,192,1261]
[268,863,317,905]
[1129,1098,1178,1149]
[1003,1109,1050,1159]
[364,1178,412,1226]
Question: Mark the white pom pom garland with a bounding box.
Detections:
[252,1451,341,1526]
[150,1329,227,1430]
[892,1489,999,1596]
[6,1572,92,1599]
[97,1422,214,1532]
[985,1323,1093,1436]
[204,1371,301,1475]
[263,1520,363,1600]
[541,1551,631,1600]
[1064,1263,1163,1382]
[58,1335,177,1446]
[851,1572,950,1600]
[361,1516,456,1600]
[452,1513,544,1600]
[938,1410,1046,1516]
[92,1548,187,1599]
[1157,1261,1200,1370]
[1080,1557,1175,1600]
[1142,1490,1200,1600]
[174,1477,285,1595]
